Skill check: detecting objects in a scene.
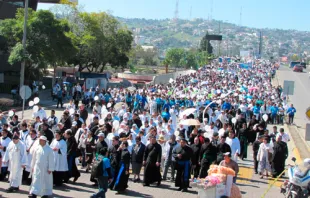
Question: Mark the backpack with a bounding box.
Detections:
[91,157,104,178]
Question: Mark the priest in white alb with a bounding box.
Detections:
[225,131,241,162]
[2,134,27,193]
[29,136,55,198]
[50,131,68,186]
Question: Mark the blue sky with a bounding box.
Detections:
[38,0,309,31]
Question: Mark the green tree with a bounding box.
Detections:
[0,9,77,80]
[63,11,133,72]
[164,48,185,68]
[291,54,300,61]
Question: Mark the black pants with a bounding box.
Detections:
[53,171,65,186]
[57,97,63,108]
[289,115,294,124]
[191,164,200,178]
[0,167,8,181]
[254,155,258,173]
[175,164,190,189]
[199,160,211,178]
[22,170,31,185]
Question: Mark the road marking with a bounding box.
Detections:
[293,147,302,164]
[237,166,253,184]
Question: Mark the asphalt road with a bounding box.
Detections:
[276,66,310,129]
[0,98,295,198]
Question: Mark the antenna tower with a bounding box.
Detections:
[174,0,179,23]
[210,0,213,21]
[190,6,192,20]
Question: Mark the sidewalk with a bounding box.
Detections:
[272,73,310,164]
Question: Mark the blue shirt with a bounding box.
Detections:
[270,106,279,115]
[102,157,111,177]
[287,107,296,116]
[253,106,260,114]
[221,102,231,110]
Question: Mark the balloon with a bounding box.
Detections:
[263,114,268,122]
[113,120,120,129]
[33,97,40,104]
[28,101,34,107]
[8,110,14,117]
[33,105,39,113]
[107,103,111,108]
[69,108,75,115]
[94,96,99,101]
[99,119,105,125]
[232,118,237,124]
[42,85,46,90]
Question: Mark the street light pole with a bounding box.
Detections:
[20,0,29,119]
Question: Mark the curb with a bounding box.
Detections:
[284,124,303,164]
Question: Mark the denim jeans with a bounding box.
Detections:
[162,160,175,180]
[91,176,108,198]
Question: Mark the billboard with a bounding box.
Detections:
[205,35,222,41]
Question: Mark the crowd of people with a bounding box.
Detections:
[0,60,297,198]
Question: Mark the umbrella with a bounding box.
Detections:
[256,100,264,105]
[179,108,196,118]
[63,82,70,85]
[114,102,128,112]
[180,119,201,126]
[127,86,136,92]
[248,87,259,91]
[200,81,208,86]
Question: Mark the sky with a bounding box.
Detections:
[38,0,310,31]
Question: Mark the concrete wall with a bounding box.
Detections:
[152,69,197,84]
[117,73,155,81]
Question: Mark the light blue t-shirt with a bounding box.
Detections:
[102,157,111,177]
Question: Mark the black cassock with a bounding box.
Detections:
[190,144,201,178]
[271,141,288,177]
[199,142,217,178]
[173,145,193,189]
[143,143,162,185]
[113,148,131,191]
[108,144,121,189]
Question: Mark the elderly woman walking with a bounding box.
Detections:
[257,137,273,179]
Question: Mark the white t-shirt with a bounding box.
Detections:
[276,133,290,143]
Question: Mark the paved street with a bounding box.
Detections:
[275,66,310,157]
[275,66,310,130]
[0,98,296,198]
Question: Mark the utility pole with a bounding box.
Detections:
[218,21,221,56]
[20,0,29,119]
[258,31,263,58]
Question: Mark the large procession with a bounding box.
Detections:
[0,59,304,198]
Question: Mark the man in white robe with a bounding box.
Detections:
[23,130,37,185]
[225,131,241,162]
[50,131,68,186]
[0,129,11,180]
[2,135,27,193]
[29,136,55,198]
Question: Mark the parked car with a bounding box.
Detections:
[300,62,307,68]
[293,64,303,72]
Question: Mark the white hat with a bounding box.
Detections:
[39,136,47,141]
[98,133,105,138]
